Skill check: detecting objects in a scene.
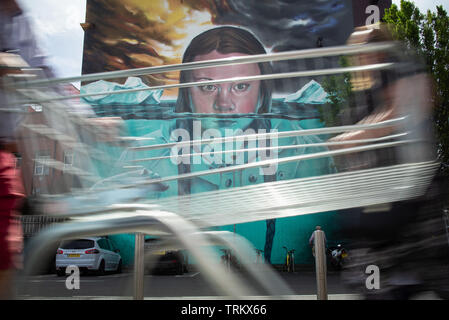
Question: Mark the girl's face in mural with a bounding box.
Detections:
[189,50,261,114]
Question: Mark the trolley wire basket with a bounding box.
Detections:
[3,25,445,298]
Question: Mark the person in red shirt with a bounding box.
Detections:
[0,146,24,299]
[0,0,29,299]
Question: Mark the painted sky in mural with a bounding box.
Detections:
[18,0,449,88]
[82,0,354,97]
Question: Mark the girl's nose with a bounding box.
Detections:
[213,85,235,112]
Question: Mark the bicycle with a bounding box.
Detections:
[254,249,265,264]
[283,246,295,272]
[220,248,240,271]
[220,248,231,270]
[254,249,264,264]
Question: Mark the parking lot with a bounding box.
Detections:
[15,269,362,300]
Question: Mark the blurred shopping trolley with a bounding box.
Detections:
[4,25,445,299]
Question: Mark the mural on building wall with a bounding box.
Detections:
[80,0,358,266]
[82,0,354,95]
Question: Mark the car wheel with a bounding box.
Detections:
[97,260,105,276]
[56,269,65,277]
[176,263,183,275]
[436,290,449,300]
[116,260,122,274]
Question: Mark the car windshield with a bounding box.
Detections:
[60,239,95,249]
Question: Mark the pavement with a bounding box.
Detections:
[12,265,444,300]
[14,267,360,300]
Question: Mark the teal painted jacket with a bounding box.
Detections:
[121,118,336,198]
[98,117,338,265]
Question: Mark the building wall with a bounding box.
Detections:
[17,85,83,198]
[80,0,394,267]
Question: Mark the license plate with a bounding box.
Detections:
[68,254,80,258]
[342,253,348,258]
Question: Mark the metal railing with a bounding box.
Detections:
[23,204,295,299]
[12,41,396,88]
[313,229,328,300]
[15,215,68,238]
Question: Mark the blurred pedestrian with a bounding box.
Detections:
[309,226,326,257]
[0,143,24,299]
[0,0,52,299]
[330,23,449,299]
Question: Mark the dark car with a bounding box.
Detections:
[144,238,188,275]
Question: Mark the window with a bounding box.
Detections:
[107,239,116,252]
[34,152,50,176]
[60,239,95,249]
[63,151,74,171]
[97,239,111,251]
[29,104,42,112]
[14,156,21,173]
[32,187,40,195]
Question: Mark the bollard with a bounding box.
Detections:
[314,229,328,300]
[134,232,145,300]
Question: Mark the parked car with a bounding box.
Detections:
[144,238,188,275]
[55,237,122,276]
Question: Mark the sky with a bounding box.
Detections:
[16,0,449,89]
[393,0,449,13]
[18,0,86,87]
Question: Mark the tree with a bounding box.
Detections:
[320,56,352,127]
[383,1,449,175]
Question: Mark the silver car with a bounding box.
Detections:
[55,237,122,276]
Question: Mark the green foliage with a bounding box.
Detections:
[384,1,449,174]
[317,1,449,173]
[319,56,352,127]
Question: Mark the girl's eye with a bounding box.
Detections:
[233,83,250,92]
[199,85,217,92]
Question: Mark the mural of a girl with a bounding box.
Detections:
[175,26,278,263]
[176,26,273,114]
[76,1,354,268]
[99,26,337,266]
[171,26,337,264]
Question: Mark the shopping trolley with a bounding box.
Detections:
[4,28,444,299]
